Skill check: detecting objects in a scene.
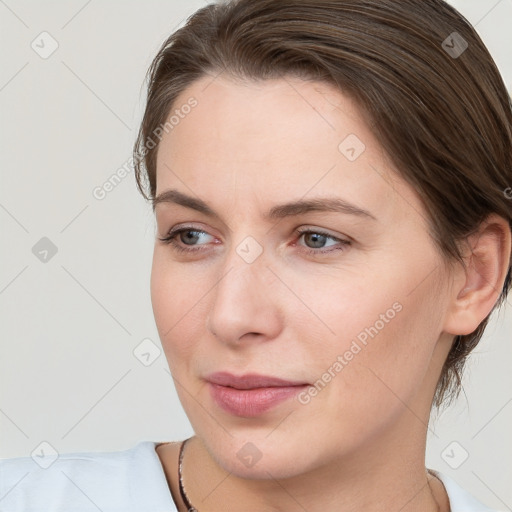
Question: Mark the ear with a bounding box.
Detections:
[443,213,511,336]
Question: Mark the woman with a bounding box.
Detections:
[1,0,510,510]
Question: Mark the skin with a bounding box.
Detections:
[151,74,511,512]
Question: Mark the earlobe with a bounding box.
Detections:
[443,214,511,336]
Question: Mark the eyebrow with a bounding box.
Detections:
[152,189,377,221]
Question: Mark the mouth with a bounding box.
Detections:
[205,372,310,417]
[205,371,309,389]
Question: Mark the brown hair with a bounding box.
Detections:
[134,0,512,408]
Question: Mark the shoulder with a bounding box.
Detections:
[0,441,178,512]
[431,469,505,512]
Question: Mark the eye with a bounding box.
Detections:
[158,227,215,253]
[295,228,351,255]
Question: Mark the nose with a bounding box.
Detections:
[206,248,283,347]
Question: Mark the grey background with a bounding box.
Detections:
[0,0,511,509]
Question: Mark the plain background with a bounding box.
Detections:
[0,0,511,509]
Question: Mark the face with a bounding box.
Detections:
[151,74,454,479]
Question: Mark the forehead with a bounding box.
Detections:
[163,73,364,149]
[154,73,423,225]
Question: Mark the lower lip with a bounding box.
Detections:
[208,382,308,417]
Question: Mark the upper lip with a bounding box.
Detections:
[206,372,308,390]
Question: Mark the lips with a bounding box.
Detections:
[205,372,309,417]
[205,371,308,389]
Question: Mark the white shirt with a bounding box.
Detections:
[0,441,501,511]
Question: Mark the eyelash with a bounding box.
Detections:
[158,226,351,256]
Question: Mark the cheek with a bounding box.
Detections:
[298,263,445,424]
[150,253,202,361]
[150,251,227,392]
[150,253,175,337]
[350,306,441,420]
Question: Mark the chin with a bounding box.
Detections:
[201,433,320,481]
